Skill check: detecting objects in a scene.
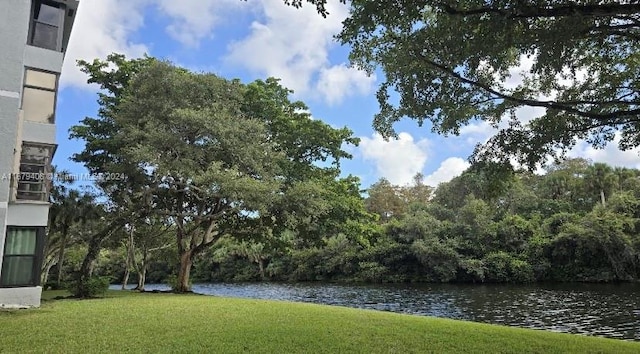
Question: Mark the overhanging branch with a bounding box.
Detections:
[440,3,640,19]
[416,53,640,122]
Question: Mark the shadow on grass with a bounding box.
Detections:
[42,289,203,303]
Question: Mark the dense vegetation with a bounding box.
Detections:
[47,155,640,288]
[2,291,639,353]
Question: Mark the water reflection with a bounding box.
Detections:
[115,282,640,340]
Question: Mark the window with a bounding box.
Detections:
[29,0,64,51]
[1,227,43,287]
[22,69,58,123]
[16,143,54,202]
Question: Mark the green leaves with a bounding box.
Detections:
[70,54,364,289]
[337,0,640,168]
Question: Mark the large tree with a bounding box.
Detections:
[72,55,359,292]
[291,0,640,168]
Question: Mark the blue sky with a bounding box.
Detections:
[55,0,640,189]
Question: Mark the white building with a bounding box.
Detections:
[0,0,78,308]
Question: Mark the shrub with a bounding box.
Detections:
[509,259,534,283]
[44,280,65,291]
[483,252,534,283]
[67,276,110,298]
[354,261,388,282]
[411,239,459,282]
[483,252,512,282]
[458,259,485,283]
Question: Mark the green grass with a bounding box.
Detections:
[1,291,638,353]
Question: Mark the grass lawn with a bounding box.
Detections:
[1,290,638,353]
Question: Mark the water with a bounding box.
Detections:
[113,282,640,340]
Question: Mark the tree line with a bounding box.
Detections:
[47,155,640,291]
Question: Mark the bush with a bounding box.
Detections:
[483,252,534,283]
[354,261,388,282]
[458,259,485,282]
[68,276,110,298]
[483,252,512,282]
[411,239,459,282]
[509,259,534,283]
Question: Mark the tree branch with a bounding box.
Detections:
[416,53,640,122]
[440,3,640,19]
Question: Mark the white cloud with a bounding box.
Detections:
[503,55,535,90]
[225,0,374,104]
[478,54,535,92]
[61,0,149,88]
[62,0,245,88]
[458,105,545,147]
[156,0,240,47]
[568,135,640,169]
[424,157,470,187]
[458,121,495,144]
[460,54,547,144]
[63,0,375,104]
[359,132,429,185]
[316,64,376,105]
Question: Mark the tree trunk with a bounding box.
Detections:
[79,238,100,281]
[134,248,148,291]
[121,267,130,290]
[136,263,147,291]
[600,189,606,207]
[41,258,56,286]
[122,227,135,290]
[79,239,101,284]
[258,258,265,280]
[56,234,67,287]
[78,224,115,285]
[175,250,193,293]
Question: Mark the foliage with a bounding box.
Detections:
[548,208,638,281]
[483,252,534,283]
[44,176,102,286]
[69,157,640,285]
[412,238,460,282]
[328,0,640,168]
[365,178,406,223]
[66,276,110,298]
[70,55,361,292]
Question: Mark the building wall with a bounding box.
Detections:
[0,0,32,289]
[0,0,78,308]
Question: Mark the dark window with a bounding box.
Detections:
[1,227,44,287]
[29,1,64,51]
[16,143,54,202]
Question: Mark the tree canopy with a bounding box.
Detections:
[294,0,640,168]
[70,55,362,292]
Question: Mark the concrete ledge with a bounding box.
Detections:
[21,120,56,145]
[0,286,42,308]
[7,202,49,226]
[23,46,64,74]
